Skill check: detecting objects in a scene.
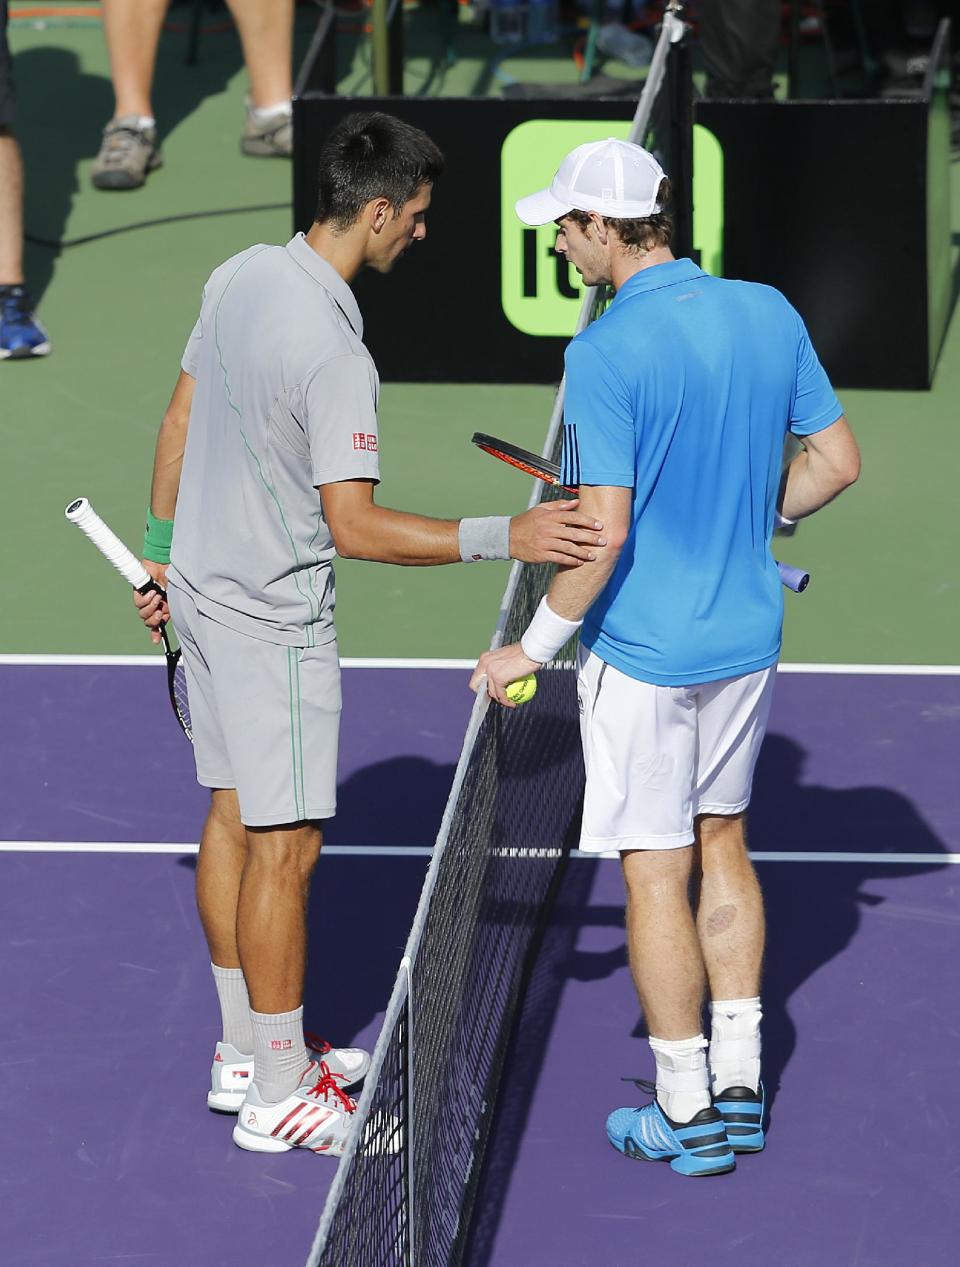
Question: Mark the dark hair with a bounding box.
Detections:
[565,178,673,252]
[314,112,445,229]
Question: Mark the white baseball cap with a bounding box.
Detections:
[515,137,667,226]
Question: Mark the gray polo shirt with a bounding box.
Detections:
[167,234,380,648]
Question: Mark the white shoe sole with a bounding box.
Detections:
[232,1120,343,1155]
[208,1088,247,1113]
[0,341,51,359]
[232,1121,296,1153]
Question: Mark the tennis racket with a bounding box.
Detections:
[64,497,192,740]
[472,432,810,593]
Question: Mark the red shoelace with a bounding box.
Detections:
[306,1060,356,1114]
[305,1032,335,1059]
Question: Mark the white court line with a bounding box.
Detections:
[0,841,428,856]
[1,655,959,674]
[0,842,956,865]
[0,655,478,669]
[775,663,960,676]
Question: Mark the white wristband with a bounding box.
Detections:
[774,510,795,529]
[520,595,583,665]
[459,516,511,563]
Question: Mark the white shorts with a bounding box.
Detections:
[168,585,341,827]
[576,647,776,853]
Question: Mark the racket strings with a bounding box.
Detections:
[172,664,191,737]
[488,452,560,486]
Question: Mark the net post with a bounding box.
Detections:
[663,20,694,258]
[401,954,415,1267]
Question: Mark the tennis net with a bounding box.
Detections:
[306,432,584,1267]
[307,11,691,1265]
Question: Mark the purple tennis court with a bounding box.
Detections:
[1,664,957,1266]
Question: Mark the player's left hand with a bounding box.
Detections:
[133,560,170,644]
[509,499,605,567]
[471,643,541,708]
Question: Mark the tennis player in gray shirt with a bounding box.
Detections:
[134,112,606,1157]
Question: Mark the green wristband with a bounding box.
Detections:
[143,508,174,564]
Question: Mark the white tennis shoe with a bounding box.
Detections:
[208,1036,370,1113]
[306,1033,371,1087]
[233,1061,357,1155]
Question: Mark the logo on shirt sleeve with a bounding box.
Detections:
[353,433,378,452]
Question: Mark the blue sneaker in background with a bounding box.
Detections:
[714,1084,765,1153]
[0,285,51,359]
[607,1082,735,1177]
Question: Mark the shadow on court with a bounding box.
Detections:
[326,752,457,850]
[16,29,246,303]
[748,734,948,1116]
[17,45,113,302]
[463,731,950,1267]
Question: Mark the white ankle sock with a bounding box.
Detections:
[210,963,253,1054]
[250,1005,311,1104]
[250,99,292,125]
[648,1034,711,1123]
[709,997,762,1095]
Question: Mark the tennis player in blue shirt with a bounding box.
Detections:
[473,138,860,1177]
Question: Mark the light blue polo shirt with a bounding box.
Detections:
[561,258,842,686]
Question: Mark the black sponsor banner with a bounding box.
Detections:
[292,33,951,388]
[696,96,949,390]
[292,97,656,384]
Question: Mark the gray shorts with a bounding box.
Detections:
[168,584,341,827]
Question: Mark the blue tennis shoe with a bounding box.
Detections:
[607,1080,735,1177]
[714,1083,765,1153]
[0,285,51,359]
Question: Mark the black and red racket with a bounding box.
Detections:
[472,432,810,593]
[65,497,192,739]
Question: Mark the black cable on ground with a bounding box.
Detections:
[25,202,289,250]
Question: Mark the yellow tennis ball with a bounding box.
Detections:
[505,674,537,705]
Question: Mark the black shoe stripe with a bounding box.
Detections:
[681,1131,727,1150]
[721,1112,762,1124]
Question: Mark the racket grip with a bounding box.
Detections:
[65,496,153,590]
[777,560,810,593]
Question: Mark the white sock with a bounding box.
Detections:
[249,99,292,125]
[648,1034,711,1123]
[136,115,155,130]
[210,963,253,1055]
[250,1005,311,1104]
[709,997,762,1095]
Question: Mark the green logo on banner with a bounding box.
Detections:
[501,119,631,338]
[500,119,725,337]
[692,124,723,278]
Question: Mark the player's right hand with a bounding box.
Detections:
[509,499,606,566]
[133,561,170,644]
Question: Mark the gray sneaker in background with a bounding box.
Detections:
[91,116,162,190]
[241,101,292,157]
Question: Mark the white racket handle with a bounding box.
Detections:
[65,497,153,590]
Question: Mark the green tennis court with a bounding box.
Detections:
[4,5,959,662]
